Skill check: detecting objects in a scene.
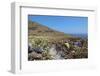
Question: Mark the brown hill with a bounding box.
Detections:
[28,20,70,37]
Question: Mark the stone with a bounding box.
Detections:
[28,51,42,60]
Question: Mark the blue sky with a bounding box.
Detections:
[28,15,88,34]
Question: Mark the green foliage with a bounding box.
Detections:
[29,36,50,52]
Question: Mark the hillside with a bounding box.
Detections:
[28,20,71,37]
[28,20,88,60]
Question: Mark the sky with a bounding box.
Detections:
[28,15,88,34]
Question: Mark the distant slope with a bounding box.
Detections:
[28,20,71,37]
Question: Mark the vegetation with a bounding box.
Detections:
[28,21,88,61]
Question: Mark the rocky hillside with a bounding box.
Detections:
[28,20,88,61]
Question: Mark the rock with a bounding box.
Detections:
[28,51,42,60]
[49,44,63,59]
[71,50,75,54]
[33,47,43,53]
[49,44,57,56]
[28,43,33,53]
